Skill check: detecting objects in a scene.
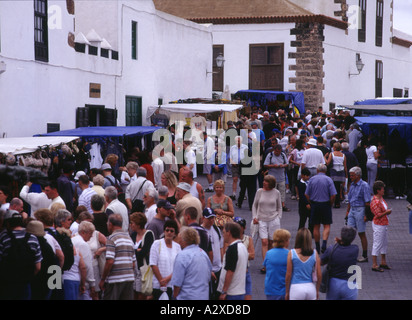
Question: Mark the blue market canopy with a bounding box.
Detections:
[354,98,412,105]
[234,90,305,115]
[35,126,160,138]
[355,116,412,152]
[355,116,412,125]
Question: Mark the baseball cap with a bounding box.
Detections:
[272,128,281,133]
[74,171,86,181]
[233,216,246,228]
[176,182,191,193]
[202,207,216,219]
[308,138,317,146]
[157,199,174,210]
[3,209,22,221]
[101,163,112,171]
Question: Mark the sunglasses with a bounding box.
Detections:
[164,228,175,233]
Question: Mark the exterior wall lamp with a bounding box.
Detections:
[206,54,225,76]
[349,54,365,77]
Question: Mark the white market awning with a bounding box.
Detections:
[0,136,79,155]
[147,103,243,118]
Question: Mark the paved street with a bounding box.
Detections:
[196,174,412,300]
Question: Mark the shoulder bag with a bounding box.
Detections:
[320,243,338,293]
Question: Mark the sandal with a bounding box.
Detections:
[379,264,391,270]
[371,267,384,272]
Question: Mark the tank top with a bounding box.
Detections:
[290,249,316,285]
[190,181,199,199]
[332,153,345,171]
[62,251,81,282]
[210,195,229,211]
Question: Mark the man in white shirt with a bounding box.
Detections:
[125,167,155,212]
[301,138,325,177]
[229,136,249,201]
[43,181,66,210]
[183,140,197,179]
[120,161,138,193]
[143,188,158,226]
[105,186,129,233]
[218,222,248,300]
[78,175,97,214]
[19,182,52,216]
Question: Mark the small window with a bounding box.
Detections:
[404,88,409,98]
[101,48,109,58]
[74,43,86,53]
[47,123,60,133]
[131,21,137,60]
[112,50,119,60]
[88,45,98,56]
[393,88,403,98]
[376,0,383,47]
[358,0,367,43]
[34,0,49,61]
[375,60,383,98]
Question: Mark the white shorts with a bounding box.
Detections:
[289,282,317,300]
[258,217,280,240]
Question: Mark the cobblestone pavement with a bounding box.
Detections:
[197,175,412,300]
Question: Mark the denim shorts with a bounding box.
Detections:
[348,206,366,233]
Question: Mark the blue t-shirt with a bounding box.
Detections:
[263,247,289,296]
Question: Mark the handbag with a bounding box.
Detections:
[320,244,338,293]
[131,179,147,213]
[139,230,154,296]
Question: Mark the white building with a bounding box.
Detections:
[154,0,412,111]
[0,0,212,138]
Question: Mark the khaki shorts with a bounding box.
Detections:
[258,217,281,240]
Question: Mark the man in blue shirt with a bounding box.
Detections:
[305,164,337,254]
[346,166,371,262]
[172,227,212,300]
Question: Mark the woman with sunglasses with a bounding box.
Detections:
[149,220,181,300]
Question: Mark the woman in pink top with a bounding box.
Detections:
[370,180,392,272]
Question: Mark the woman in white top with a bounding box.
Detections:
[62,246,87,300]
[252,174,282,274]
[149,220,181,300]
[365,140,379,193]
[326,142,347,208]
[87,230,107,299]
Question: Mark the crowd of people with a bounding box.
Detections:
[0,104,411,301]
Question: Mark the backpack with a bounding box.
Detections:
[45,228,74,271]
[0,232,36,284]
[105,176,126,205]
[31,236,59,300]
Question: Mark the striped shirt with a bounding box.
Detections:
[0,229,42,265]
[106,229,136,283]
[78,187,97,214]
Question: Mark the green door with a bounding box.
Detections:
[125,96,142,126]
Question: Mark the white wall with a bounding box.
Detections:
[323,0,412,108]
[114,2,212,126]
[0,0,212,137]
[211,23,297,94]
[0,1,119,137]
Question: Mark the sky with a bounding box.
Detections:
[393,0,412,35]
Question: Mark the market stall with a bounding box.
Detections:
[147,102,244,133]
[233,90,305,117]
[36,126,161,170]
